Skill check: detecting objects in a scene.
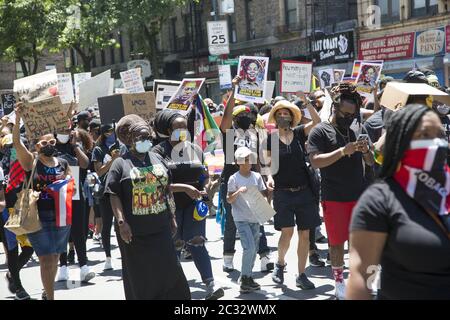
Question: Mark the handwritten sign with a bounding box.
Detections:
[280,60,312,93]
[120,68,145,93]
[22,96,70,140]
[122,92,156,123]
[13,69,58,103]
[57,73,75,104]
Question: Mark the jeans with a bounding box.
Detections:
[175,204,214,284]
[235,221,260,277]
[220,182,270,256]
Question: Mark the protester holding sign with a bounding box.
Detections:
[307,84,374,300]
[13,103,73,300]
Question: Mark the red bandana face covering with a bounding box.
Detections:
[394,138,450,218]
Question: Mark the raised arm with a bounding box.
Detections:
[13,103,34,171]
[303,102,322,136]
[220,76,241,133]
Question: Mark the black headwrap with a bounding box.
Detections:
[116,114,149,146]
[153,109,184,139]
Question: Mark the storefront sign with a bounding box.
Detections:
[415,27,446,57]
[311,31,354,66]
[359,32,415,61]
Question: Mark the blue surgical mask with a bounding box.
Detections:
[135,140,152,154]
[105,134,116,148]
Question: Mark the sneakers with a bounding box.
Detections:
[14,287,31,300]
[335,281,346,300]
[104,257,113,270]
[80,265,96,283]
[315,229,328,244]
[272,263,286,284]
[240,276,261,293]
[309,252,326,267]
[67,249,75,265]
[57,266,69,282]
[5,273,17,294]
[260,255,274,272]
[296,273,315,290]
[205,281,225,300]
[93,233,102,242]
[223,255,234,272]
[41,290,47,300]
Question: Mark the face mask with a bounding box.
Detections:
[40,145,57,157]
[436,104,450,116]
[394,138,450,217]
[235,116,252,130]
[276,116,292,128]
[336,115,355,130]
[105,134,116,148]
[135,140,152,154]
[57,134,70,144]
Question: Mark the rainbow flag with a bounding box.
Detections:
[47,178,75,227]
[194,96,220,152]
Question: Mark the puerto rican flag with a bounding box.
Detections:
[47,178,75,227]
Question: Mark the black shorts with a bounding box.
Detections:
[93,203,101,218]
[273,187,321,231]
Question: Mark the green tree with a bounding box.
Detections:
[0,0,62,76]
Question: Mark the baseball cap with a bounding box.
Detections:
[235,146,254,161]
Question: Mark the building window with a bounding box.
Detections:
[183,14,192,51]
[228,14,237,43]
[169,18,177,52]
[410,0,438,17]
[376,0,400,24]
[118,31,125,63]
[245,0,255,40]
[285,0,298,28]
[101,50,106,66]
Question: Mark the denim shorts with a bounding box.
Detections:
[27,210,71,257]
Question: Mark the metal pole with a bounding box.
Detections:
[212,0,219,21]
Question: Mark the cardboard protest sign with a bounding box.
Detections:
[13,69,58,103]
[120,68,145,93]
[98,92,156,124]
[241,185,276,224]
[57,73,75,104]
[153,80,181,110]
[74,72,91,103]
[21,96,70,140]
[280,61,312,93]
[167,79,205,114]
[380,82,450,111]
[355,62,383,99]
[235,56,269,104]
[318,69,335,88]
[78,70,111,111]
[333,69,346,84]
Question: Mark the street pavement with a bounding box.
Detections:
[0,215,349,300]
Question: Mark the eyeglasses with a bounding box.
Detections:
[38,139,57,147]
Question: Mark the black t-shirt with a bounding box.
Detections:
[104,151,174,236]
[91,143,127,185]
[351,180,450,300]
[152,140,205,209]
[28,158,69,212]
[307,122,365,202]
[221,128,260,182]
[267,126,310,189]
[363,109,384,144]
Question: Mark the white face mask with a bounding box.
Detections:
[56,134,70,144]
[135,140,152,154]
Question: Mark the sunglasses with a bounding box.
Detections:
[38,139,57,147]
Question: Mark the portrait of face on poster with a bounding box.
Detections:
[333,69,346,84]
[356,62,383,98]
[235,56,269,104]
[166,78,205,115]
[318,69,335,88]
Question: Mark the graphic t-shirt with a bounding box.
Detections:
[104,151,174,235]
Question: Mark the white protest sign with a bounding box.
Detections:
[120,68,145,93]
[57,73,75,104]
[78,70,111,110]
[280,61,312,93]
[69,166,80,201]
[218,64,232,90]
[264,81,275,100]
[74,72,91,103]
[154,80,181,110]
[241,185,276,224]
[207,21,230,55]
[13,69,58,103]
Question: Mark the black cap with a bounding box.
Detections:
[403,71,428,84]
[77,111,91,122]
[88,119,101,130]
[100,123,114,134]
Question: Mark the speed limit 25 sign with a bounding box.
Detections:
[207,21,230,55]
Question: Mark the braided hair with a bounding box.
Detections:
[379,104,431,179]
[329,83,363,123]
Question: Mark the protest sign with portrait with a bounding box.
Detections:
[235,56,269,104]
[166,79,205,114]
[355,62,383,99]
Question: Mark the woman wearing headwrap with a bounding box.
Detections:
[105,115,198,300]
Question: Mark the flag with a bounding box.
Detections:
[47,178,75,227]
[194,96,220,152]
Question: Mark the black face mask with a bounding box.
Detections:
[235,116,252,130]
[40,145,57,157]
[336,115,354,130]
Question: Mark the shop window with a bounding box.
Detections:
[410,0,439,18]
